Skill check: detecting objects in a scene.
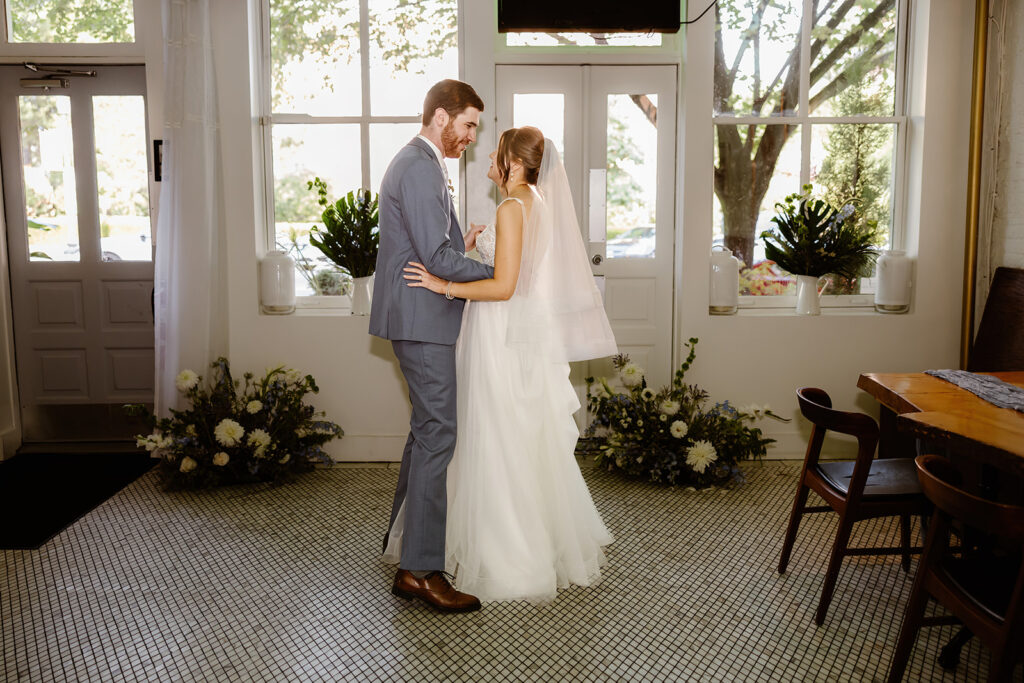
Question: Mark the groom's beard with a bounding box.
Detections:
[441,120,467,158]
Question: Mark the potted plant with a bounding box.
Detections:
[307,177,379,315]
[759,184,879,315]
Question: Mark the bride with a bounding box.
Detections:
[384,126,617,602]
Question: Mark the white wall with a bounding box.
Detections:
[177,0,977,462]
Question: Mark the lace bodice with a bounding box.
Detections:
[474,197,525,267]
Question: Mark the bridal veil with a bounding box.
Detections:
[505,140,618,362]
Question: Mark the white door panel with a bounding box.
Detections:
[0,65,153,440]
[496,65,677,393]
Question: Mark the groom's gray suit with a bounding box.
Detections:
[370,136,494,572]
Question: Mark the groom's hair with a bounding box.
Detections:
[422,80,485,126]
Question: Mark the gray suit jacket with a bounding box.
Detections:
[369,137,494,344]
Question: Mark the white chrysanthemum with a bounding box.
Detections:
[137,433,158,452]
[670,420,688,439]
[620,363,643,387]
[179,456,198,473]
[641,388,655,400]
[660,400,680,416]
[157,434,174,449]
[246,400,263,414]
[175,369,199,392]
[659,414,668,422]
[214,419,244,447]
[212,452,230,467]
[247,428,271,457]
[278,452,291,465]
[686,440,718,474]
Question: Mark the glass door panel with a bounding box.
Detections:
[605,93,658,259]
[93,95,151,261]
[19,94,79,261]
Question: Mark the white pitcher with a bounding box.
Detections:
[794,275,830,315]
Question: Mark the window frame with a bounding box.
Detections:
[0,0,144,57]
[711,0,911,310]
[257,0,457,309]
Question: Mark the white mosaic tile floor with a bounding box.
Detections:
[1,460,1013,682]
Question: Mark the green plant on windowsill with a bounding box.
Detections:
[760,184,879,280]
[307,178,379,279]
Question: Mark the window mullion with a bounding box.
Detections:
[359,0,371,190]
[799,0,812,187]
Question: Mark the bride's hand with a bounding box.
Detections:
[404,262,448,295]
[464,223,486,252]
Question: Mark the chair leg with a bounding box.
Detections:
[886,572,931,683]
[815,513,854,626]
[778,483,810,574]
[987,645,1016,683]
[900,513,912,573]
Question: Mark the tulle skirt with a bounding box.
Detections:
[384,297,613,603]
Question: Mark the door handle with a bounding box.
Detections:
[592,254,604,266]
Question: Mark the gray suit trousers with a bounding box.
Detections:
[388,339,458,572]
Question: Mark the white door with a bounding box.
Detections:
[0,65,154,441]
[496,65,677,388]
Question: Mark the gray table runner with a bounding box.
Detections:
[924,369,1024,412]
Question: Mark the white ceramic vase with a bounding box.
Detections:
[351,274,374,316]
[874,250,912,313]
[794,275,829,315]
[709,246,741,315]
[259,250,295,315]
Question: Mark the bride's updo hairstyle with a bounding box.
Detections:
[496,126,544,188]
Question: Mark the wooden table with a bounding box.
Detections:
[857,371,1024,478]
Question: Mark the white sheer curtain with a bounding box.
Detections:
[154,0,227,415]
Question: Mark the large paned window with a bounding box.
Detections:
[3,0,135,43]
[262,0,457,299]
[712,0,906,303]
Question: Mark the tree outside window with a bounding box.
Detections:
[712,0,902,297]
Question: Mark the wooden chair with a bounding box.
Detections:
[887,454,1024,682]
[969,266,1024,372]
[778,387,929,625]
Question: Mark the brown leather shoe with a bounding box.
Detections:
[391,569,481,613]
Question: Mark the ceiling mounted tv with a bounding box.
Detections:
[498,0,681,34]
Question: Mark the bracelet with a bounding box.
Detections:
[445,281,455,300]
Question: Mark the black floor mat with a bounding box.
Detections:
[0,451,155,550]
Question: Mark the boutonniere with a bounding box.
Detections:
[447,177,456,201]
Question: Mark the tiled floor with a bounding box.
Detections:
[0,460,1010,682]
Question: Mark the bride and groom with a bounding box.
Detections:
[369,79,617,612]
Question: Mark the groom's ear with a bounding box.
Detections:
[431,107,450,129]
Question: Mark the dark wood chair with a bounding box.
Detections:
[887,454,1024,682]
[778,387,929,625]
[969,266,1024,372]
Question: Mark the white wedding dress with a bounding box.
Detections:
[384,197,613,603]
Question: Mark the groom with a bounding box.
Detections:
[369,80,494,612]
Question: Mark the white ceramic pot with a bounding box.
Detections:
[351,274,374,316]
[794,274,829,315]
[259,250,295,315]
[874,250,912,313]
[709,246,741,315]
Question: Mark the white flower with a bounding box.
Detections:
[247,428,271,457]
[660,400,680,416]
[157,434,174,449]
[212,452,230,467]
[214,419,245,447]
[179,456,198,473]
[278,452,291,465]
[670,420,689,439]
[659,414,667,422]
[686,440,718,474]
[246,400,263,414]
[175,370,199,392]
[641,388,655,400]
[620,363,643,387]
[137,433,158,452]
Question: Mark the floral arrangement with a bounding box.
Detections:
[585,338,785,488]
[130,358,342,490]
[760,184,878,279]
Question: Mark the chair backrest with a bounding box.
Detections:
[915,454,1024,541]
[970,266,1024,372]
[796,387,879,442]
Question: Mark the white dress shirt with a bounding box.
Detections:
[417,134,454,237]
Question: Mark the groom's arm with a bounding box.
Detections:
[398,158,495,282]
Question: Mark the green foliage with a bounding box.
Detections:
[275,173,323,223]
[606,112,646,218]
[760,185,879,279]
[312,268,351,296]
[584,338,781,488]
[128,358,342,490]
[9,0,133,42]
[307,178,379,278]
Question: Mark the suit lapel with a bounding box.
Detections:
[408,137,464,251]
